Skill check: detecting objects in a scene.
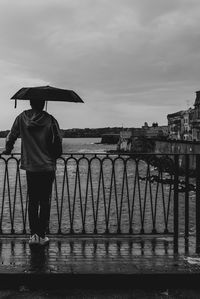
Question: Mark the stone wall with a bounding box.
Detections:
[155,140,200,170]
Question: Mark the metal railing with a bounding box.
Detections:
[0,152,200,252]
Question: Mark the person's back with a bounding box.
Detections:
[9,109,57,171]
[5,100,61,171]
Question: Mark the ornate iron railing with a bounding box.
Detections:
[0,152,200,251]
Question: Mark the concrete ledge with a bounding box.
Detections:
[1,273,200,289]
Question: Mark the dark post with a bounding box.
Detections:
[174,155,179,254]
[196,154,200,253]
[185,154,189,253]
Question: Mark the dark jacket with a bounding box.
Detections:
[6,110,62,172]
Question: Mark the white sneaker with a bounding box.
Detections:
[29,234,40,245]
[39,236,49,246]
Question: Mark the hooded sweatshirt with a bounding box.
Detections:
[6,110,62,172]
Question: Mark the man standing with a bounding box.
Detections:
[2,99,62,245]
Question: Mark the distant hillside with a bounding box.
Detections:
[0,127,129,138]
[61,127,128,138]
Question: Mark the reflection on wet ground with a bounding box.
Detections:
[0,236,199,274]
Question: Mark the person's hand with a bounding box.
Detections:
[1,150,11,155]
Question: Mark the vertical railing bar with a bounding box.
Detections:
[107,159,114,229]
[153,170,161,234]
[71,159,79,232]
[160,169,168,233]
[118,159,126,234]
[58,163,67,234]
[147,162,153,228]
[166,168,173,232]
[88,159,97,233]
[0,161,7,233]
[17,163,26,234]
[77,161,84,232]
[149,163,154,231]
[125,159,132,233]
[130,159,138,233]
[136,160,143,233]
[141,162,149,233]
[113,159,119,227]
[196,154,200,253]
[64,159,73,233]
[95,159,102,233]
[11,161,18,234]
[54,175,61,232]
[174,154,179,254]
[6,161,14,234]
[185,154,189,245]
[147,161,155,233]
[16,156,27,233]
[83,159,90,230]
[101,159,109,233]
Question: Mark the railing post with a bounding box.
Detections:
[196,154,200,253]
[174,155,179,254]
[185,154,189,253]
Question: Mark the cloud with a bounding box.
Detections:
[0,0,200,128]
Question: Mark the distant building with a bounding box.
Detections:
[159,125,169,136]
[117,90,200,152]
[167,91,200,142]
[117,123,168,152]
[131,127,146,138]
[167,110,185,140]
[191,91,200,141]
[183,108,194,141]
[142,122,168,139]
[167,109,194,141]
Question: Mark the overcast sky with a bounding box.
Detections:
[0,0,200,129]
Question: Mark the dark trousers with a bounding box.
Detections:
[26,171,55,238]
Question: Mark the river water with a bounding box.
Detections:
[0,137,114,154]
[0,138,196,236]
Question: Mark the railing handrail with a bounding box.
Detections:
[0,152,199,156]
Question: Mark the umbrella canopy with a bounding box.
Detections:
[11,85,84,107]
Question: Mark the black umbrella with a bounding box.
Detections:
[11,85,84,108]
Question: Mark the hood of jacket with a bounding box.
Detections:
[22,110,51,129]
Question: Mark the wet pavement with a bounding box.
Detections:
[0,235,200,292]
[0,235,198,274]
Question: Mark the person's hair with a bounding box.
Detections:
[30,99,45,111]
